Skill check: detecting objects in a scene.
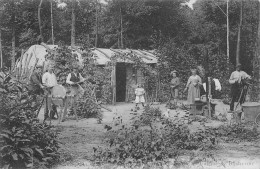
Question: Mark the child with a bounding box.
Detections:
[170,70,180,106]
[135,83,145,110]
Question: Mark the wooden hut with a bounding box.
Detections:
[91,48,157,104]
[15,44,158,104]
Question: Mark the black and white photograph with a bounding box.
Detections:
[0,0,260,168]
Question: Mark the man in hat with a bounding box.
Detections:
[229,63,251,112]
[62,65,85,122]
[29,65,44,96]
[170,70,180,106]
[42,66,58,120]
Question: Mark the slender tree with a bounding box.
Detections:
[95,0,99,47]
[236,1,243,65]
[11,0,16,70]
[38,0,43,40]
[254,2,260,100]
[71,0,76,47]
[0,29,2,68]
[50,0,54,44]
[120,7,123,49]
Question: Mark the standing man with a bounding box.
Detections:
[29,65,44,96]
[62,65,84,122]
[42,66,58,120]
[229,63,251,112]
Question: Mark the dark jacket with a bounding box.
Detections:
[29,72,44,95]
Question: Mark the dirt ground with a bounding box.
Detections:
[40,102,260,169]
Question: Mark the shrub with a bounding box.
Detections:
[93,106,216,165]
[0,75,60,169]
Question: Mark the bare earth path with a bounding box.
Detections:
[41,102,260,169]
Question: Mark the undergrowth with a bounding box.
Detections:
[93,106,216,166]
[0,75,60,169]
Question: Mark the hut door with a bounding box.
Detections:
[116,63,126,102]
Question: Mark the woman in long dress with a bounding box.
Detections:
[184,69,202,104]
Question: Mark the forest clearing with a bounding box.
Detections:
[51,102,260,169]
[1,0,260,169]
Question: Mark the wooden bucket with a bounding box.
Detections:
[242,102,260,122]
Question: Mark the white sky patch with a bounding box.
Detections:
[182,0,198,10]
[57,2,67,9]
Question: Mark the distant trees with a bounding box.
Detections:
[0,0,259,89]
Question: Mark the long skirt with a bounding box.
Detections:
[170,88,178,99]
[187,84,200,104]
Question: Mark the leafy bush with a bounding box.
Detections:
[93,106,216,165]
[208,124,259,142]
[0,75,60,169]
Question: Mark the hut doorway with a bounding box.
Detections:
[116,63,126,102]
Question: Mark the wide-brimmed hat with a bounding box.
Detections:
[236,63,241,67]
[36,65,43,68]
[171,70,177,74]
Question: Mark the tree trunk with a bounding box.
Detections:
[11,27,15,70]
[254,2,260,101]
[50,0,54,45]
[236,1,243,65]
[95,0,99,48]
[11,2,16,70]
[227,0,229,66]
[38,0,43,40]
[0,29,2,68]
[71,0,76,47]
[120,7,123,49]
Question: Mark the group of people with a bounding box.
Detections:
[168,63,251,112]
[29,64,85,121]
[28,61,251,117]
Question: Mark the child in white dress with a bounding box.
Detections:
[135,84,145,109]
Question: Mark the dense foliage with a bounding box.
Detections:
[0,75,60,169]
[1,0,260,101]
